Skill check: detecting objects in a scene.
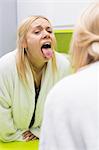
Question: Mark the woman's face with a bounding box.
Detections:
[25,17,55,65]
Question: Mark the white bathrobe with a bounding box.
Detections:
[39,62,99,150]
[0,49,70,142]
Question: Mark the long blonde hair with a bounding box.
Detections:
[70,3,99,72]
[16,15,57,83]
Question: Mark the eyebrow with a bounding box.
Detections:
[33,25,52,30]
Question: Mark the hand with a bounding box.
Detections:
[22,130,38,141]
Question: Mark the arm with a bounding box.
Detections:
[0,73,25,142]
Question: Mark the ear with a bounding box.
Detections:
[21,38,27,49]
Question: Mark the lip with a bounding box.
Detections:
[41,41,52,49]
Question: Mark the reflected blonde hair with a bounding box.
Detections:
[16,15,57,83]
[70,3,99,72]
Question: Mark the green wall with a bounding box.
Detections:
[54,30,73,54]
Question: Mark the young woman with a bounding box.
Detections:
[0,16,70,142]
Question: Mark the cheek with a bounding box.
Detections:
[52,36,56,47]
[27,39,40,54]
[27,36,35,44]
[27,37,37,49]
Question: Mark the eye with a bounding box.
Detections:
[34,30,41,34]
[47,30,53,33]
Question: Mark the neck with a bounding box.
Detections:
[27,56,46,73]
[32,64,46,89]
[27,53,46,73]
[31,63,46,73]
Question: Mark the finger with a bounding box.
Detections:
[23,131,33,138]
[25,134,36,141]
[23,133,33,139]
[22,130,30,136]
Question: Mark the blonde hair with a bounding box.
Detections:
[70,3,99,72]
[16,15,57,83]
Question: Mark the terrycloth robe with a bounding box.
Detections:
[0,49,70,142]
[39,62,98,150]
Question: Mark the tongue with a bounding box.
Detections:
[42,48,53,59]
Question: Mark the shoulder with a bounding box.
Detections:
[0,49,17,75]
[55,51,71,76]
[45,63,98,112]
[0,50,16,67]
[55,51,70,66]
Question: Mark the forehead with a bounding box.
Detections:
[31,18,52,28]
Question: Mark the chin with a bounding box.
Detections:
[44,56,53,62]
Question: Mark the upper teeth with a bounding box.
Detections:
[41,42,51,49]
[44,42,50,45]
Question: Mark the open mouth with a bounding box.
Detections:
[41,43,53,59]
[41,43,51,49]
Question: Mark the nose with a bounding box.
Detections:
[42,30,50,39]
